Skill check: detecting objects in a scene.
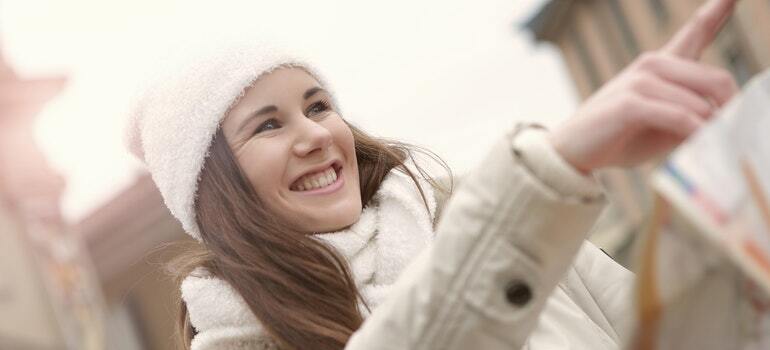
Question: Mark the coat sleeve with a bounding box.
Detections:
[346,124,608,349]
[567,241,635,343]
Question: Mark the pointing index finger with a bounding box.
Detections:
[662,0,739,60]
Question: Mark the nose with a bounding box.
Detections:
[292,117,333,158]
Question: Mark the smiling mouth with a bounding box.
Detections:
[290,163,342,192]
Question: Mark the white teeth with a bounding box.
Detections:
[293,166,338,191]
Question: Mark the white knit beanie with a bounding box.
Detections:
[124,39,331,241]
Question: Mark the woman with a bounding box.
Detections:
[125,1,740,349]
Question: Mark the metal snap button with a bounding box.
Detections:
[505,280,532,306]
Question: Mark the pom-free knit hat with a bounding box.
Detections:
[124,39,330,241]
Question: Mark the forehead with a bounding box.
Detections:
[220,67,324,136]
[230,66,324,113]
[246,66,321,98]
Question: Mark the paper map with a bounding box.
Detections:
[630,69,770,350]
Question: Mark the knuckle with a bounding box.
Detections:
[671,109,690,123]
[678,110,700,128]
[635,52,660,70]
[714,70,734,85]
[712,70,738,99]
[694,99,712,116]
[629,73,655,91]
[717,70,737,88]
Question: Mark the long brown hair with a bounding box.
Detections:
[170,122,450,350]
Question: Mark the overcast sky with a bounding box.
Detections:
[1,0,580,223]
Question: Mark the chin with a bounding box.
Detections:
[308,210,361,234]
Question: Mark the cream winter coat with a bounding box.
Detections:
[181,125,635,349]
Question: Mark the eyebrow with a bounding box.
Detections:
[235,86,326,136]
[303,86,323,100]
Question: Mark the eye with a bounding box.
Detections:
[306,99,332,116]
[253,118,281,135]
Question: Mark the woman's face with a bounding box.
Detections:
[221,67,362,233]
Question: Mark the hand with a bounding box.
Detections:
[548,0,741,174]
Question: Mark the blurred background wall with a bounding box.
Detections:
[0,53,101,349]
[1,0,768,349]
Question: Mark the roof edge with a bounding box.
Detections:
[520,0,576,43]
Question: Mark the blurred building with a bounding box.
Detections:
[524,0,770,264]
[0,53,71,348]
[0,12,188,350]
[74,173,190,350]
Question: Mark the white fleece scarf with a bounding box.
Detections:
[314,166,437,313]
[180,166,437,348]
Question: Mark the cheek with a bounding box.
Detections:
[328,118,357,163]
[238,142,289,199]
